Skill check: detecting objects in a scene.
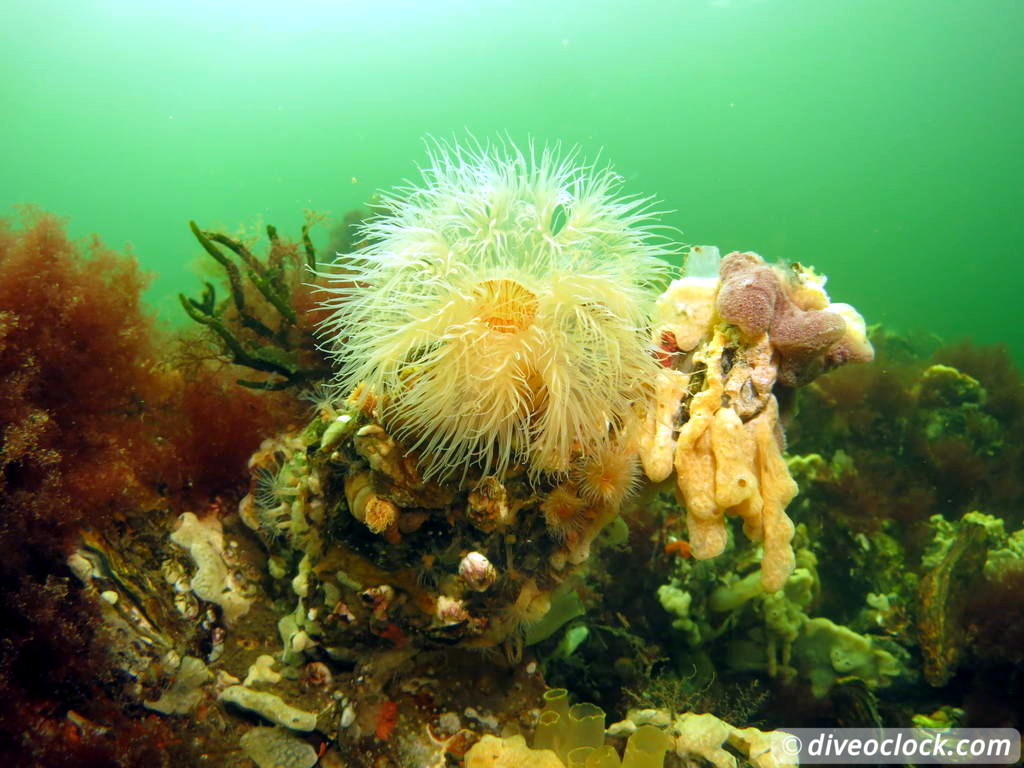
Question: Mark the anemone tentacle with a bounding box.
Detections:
[318,138,672,481]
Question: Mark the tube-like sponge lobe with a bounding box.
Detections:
[715,251,872,386]
[716,252,779,337]
[771,303,847,385]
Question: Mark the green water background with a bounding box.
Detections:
[2,0,1022,364]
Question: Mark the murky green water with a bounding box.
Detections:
[2,0,1021,363]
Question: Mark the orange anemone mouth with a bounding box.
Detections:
[474,278,537,333]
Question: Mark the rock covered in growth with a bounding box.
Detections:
[240,727,318,768]
[793,617,902,697]
[170,512,253,625]
[219,685,318,731]
[641,246,874,591]
[464,735,564,768]
[672,711,798,768]
[143,655,212,715]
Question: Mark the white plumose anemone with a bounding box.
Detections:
[318,140,670,481]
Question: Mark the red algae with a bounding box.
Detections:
[0,208,163,538]
[0,208,304,765]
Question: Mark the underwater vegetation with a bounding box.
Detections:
[180,216,332,391]
[782,330,1024,728]
[0,209,304,764]
[532,328,1024,741]
[789,332,1024,536]
[1,141,1022,767]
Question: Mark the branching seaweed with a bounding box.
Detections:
[179,215,332,390]
[624,669,769,727]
